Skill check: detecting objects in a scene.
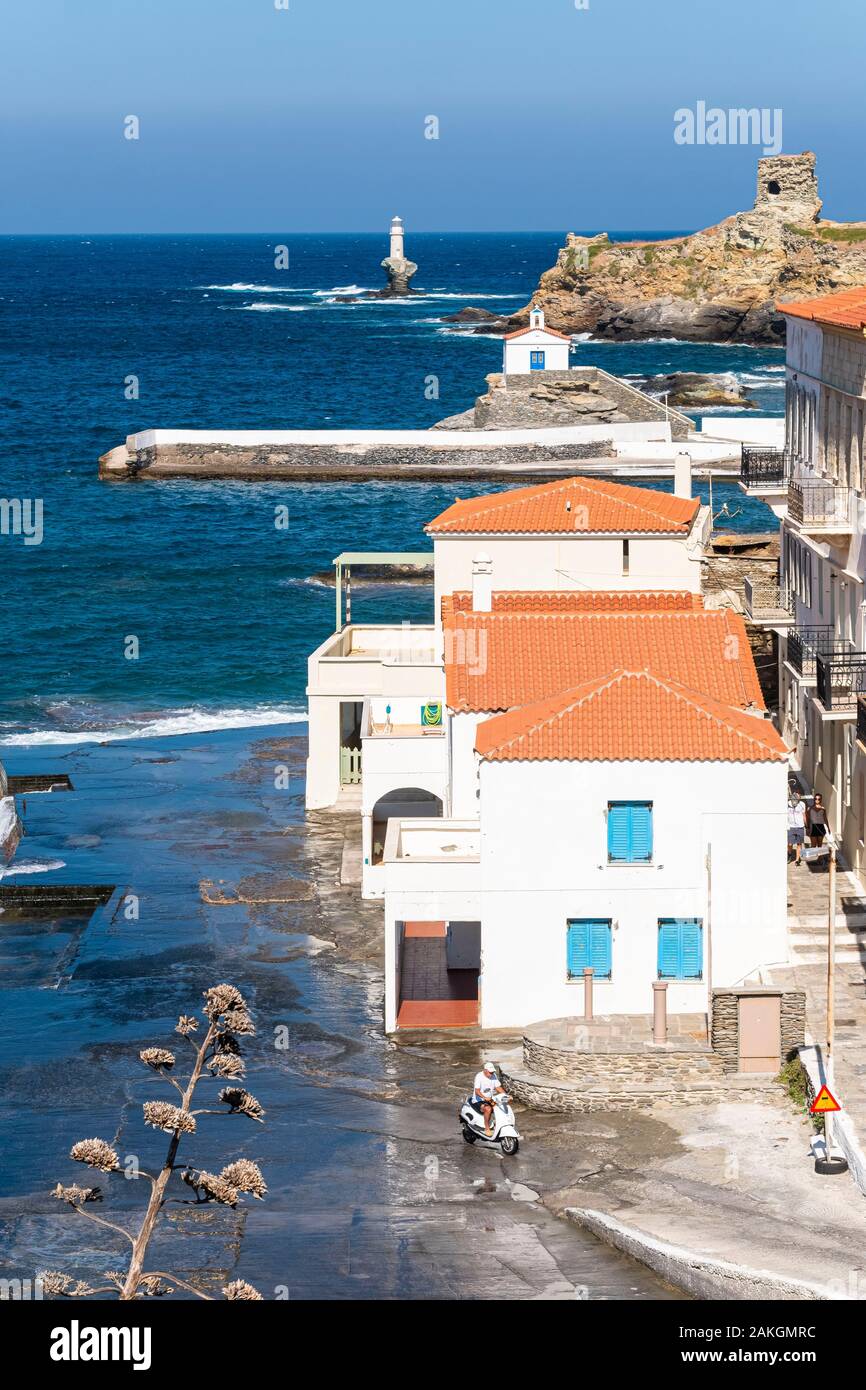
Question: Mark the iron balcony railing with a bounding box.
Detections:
[740,445,790,489]
[816,650,866,712]
[743,575,793,621]
[788,479,854,528]
[787,626,838,679]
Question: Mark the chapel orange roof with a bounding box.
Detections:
[443,608,764,713]
[779,286,866,332]
[445,589,704,616]
[502,323,571,341]
[474,669,787,765]
[426,476,699,536]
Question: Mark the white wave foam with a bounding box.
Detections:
[237,303,310,313]
[0,706,307,748]
[436,328,503,340]
[0,858,66,879]
[313,284,371,297]
[201,283,307,294]
[420,292,523,300]
[735,373,785,388]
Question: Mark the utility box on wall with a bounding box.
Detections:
[711,988,806,1074]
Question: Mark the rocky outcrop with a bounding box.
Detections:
[433,366,695,436]
[503,153,866,344]
[433,370,625,430]
[631,372,758,410]
[378,254,418,296]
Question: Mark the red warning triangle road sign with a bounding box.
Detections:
[810,1085,841,1114]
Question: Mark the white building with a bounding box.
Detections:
[305,473,788,1031]
[740,286,866,878]
[502,305,571,375]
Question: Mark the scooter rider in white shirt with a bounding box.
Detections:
[473,1061,505,1137]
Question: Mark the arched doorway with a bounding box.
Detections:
[370,787,443,864]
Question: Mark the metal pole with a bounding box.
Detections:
[335,561,341,631]
[583,967,593,1022]
[826,841,837,1157]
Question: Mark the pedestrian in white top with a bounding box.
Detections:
[788,791,807,866]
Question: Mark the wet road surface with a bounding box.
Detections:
[0,727,681,1299]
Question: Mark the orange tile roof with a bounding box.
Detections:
[475,669,787,764]
[444,608,764,713]
[502,323,572,341]
[779,286,866,332]
[426,476,699,536]
[446,589,704,615]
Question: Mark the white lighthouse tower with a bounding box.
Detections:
[389,215,405,260]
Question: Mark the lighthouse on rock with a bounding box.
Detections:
[389,215,405,260]
[380,214,418,296]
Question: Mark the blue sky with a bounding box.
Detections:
[1,0,863,233]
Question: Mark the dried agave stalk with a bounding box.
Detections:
[45,983,266,1302]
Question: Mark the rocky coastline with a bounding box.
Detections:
[449,153,866,345]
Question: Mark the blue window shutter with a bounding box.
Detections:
[608,802,652,862]
[657,921,681,978]
[566,921,589,978]
[629,803,653,861]
[608,805,629,860]
[590,921,612,978]
[680,920,703,979]
[658,919,702,980]
[567,920,611,979]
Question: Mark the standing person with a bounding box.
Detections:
[788,790,807,866]
[808,792,828,848]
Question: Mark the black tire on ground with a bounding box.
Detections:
[462,1128,477,1144]
[500,1136,519,1156]
[814,1156,849,1175]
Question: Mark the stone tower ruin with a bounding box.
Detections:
[754,152,822,224]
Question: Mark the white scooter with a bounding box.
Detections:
[459,1091,521,1155]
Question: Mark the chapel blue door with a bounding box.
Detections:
[530,350,545,370]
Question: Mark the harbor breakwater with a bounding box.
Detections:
[98,424,667,481]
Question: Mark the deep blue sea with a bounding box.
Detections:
[0,233,783,743]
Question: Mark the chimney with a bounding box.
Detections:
[471,552,493,612]
[673,450,692,499]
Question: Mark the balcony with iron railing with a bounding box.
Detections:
[739,445,790,493]
[816,649,866,714]
[786,626,841,681]
[742,575,794,626]
[788,479,855,531]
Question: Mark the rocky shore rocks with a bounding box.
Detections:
[378,253,418,296]
[461,153,866,345]
[630,372,758,410]
[432,367,694,437]
[433,371,625,430]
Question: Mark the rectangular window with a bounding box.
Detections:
[529,350,545,370]
[607,801,652,862]
[622,538,630,575]
[657,919,703,980]
[567,919,612,980]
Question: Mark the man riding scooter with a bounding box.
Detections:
[472,1061,505,1136]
